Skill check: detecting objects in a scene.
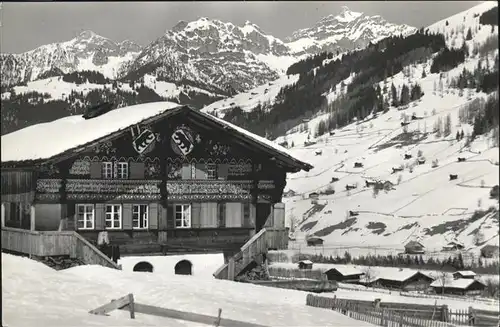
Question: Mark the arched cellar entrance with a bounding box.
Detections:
[133,261,154,272]
[174,260,192,275]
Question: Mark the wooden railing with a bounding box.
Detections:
[1,227,120,270]
[213,227,289,280]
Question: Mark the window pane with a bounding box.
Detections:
[77,219,84,229]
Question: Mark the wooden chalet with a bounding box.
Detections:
[298,260,313,270]
[368,270,434,292]
[430,279,486,296]
[452,271,476,280]
[404,241,425,254]
[324,267,364,283]
[1,102,313,268]
[306,237,324,247]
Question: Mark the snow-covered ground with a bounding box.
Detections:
[2,253,374,327]
[272,3,500,254]
[201,74,300,118]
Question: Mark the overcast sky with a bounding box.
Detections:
[0,1,486,54]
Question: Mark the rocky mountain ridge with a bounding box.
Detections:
[1,7,416,91]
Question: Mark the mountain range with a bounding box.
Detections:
[0,6,416,92]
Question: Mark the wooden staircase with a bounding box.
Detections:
[1,227,121,270]
[213,227,288,280]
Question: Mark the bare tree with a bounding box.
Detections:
[438,271,448,295]
[481,179,486,188]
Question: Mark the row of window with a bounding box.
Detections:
[76,203,192,230]
[101,162,129,179]
[98,162,218,180]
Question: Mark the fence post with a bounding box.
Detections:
[399,311,404,327]
[380,308,385,326]
[441,304,449,322]
[468,306,475,326]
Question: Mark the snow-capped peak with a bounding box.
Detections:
[286,6,417,55]
[76,30,99,40]
[335,6,363,23]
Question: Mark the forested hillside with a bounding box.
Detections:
[1,70,224,135]
[223,26,498,139]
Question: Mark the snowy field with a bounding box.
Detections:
[2,253,374,327]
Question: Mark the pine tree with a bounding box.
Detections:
[444,113,452,137]
[400,84,410,106]
[460,130,465,140]
[456,130,460,141]
[422,70,427,78]
[465,27,473,40]
[391,83,398,107]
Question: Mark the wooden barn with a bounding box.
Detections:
[452,271,476,280]
[1,103,313,265]
[324,266,364,283]
[442,241,465,251]
[430,279,486,296]
[404,241,425,254]
[298,260,313,270]
[369,270,434,291]
[306,237,324,247]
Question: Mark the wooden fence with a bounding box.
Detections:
[268,266,325,280]
[90,293,267,327]
[1,227,120,270]
[306,294,499,327]
[306,294,452,327]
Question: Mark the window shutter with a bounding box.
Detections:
[218,203,226,228]
[195,164,206,179]
[226,202,242,228]
[129,162,145,179]
[242,202,249,228]
[249,203,256,228]
[217,164,229,180]
[95,203,105,230]
[191,202,201,228]
[181,164,192,180]
[90,162,102,179]
[149,203,158,229]
[158,204,167,229]
[166,204,174,229]
[122,204,133,230]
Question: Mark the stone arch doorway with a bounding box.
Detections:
[174,260,192,275]
[133,261,154,272]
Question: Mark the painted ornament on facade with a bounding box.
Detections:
[171,125,200,157]
[131,124,160,155]
[94,141,116,156]
[69,159,91,175]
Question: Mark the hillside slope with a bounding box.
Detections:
[277,2,499,253]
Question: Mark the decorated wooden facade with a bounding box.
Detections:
[1,104,312,255]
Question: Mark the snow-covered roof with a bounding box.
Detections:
[453,271,476,277]
[1,102,313,172]
[430,278,484,290]
[199,109,312,171]
[298,260,313,265]
[1,102,181,163]
[325,266,364,277]
[374,270,433,282]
